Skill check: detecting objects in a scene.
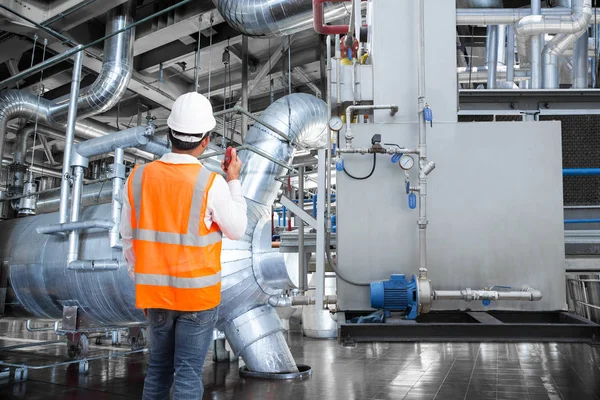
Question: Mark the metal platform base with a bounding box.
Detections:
[338,311,600,346]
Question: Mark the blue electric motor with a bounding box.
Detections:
[370,274,419,319]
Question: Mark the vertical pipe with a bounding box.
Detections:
[67,166,85,263]
[194,16,202,93]
[574,30,589,88]
[110,148,124,248]
[486,26,499,88]
[335,34,341,105]
[497,25,507,67]
[593,25,600,88]
[507,25,516,83]
[417,0,428,272]
[59,51,83,223]
[315,148,326,309]
[326,36,333,230]
[530,0,542,88]
[241,36,249,139]
[287,176,292,232]
[288,36,292,95]
[298,166,305,293]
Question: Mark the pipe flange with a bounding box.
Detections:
[239,364,312,380]
[417,268,432,314]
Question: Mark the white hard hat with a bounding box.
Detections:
[167,92,216,139]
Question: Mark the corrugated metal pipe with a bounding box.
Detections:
[239,93,329,206]
[0,0,135,166]
[213,0,350,37]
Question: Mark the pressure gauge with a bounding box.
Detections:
[399,154,415,170]
[328,116,344,132]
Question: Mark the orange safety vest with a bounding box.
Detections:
[127,161,223,311]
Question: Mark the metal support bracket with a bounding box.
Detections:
[279,195,317,229]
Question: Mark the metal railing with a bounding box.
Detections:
[566,274,600,323]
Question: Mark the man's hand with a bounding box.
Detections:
[222,148,242,182]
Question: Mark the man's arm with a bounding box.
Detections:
[120,177,136,280]
[207,176,247,240]
[206,148,247,240]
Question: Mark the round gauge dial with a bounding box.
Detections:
[328,116,344,132]
[399,155,415,170]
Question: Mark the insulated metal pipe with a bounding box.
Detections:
[433,287,543,301]
[417,0,428,272]
[456,7,600,25]
[35,183,113,214]
[67,166,85,263]
[36,219,114,235]
[486,26,499,88]
[213,0,350,37]
[241,36,249,139]
[73,125,153,159]
[298,166,305,292]
[574,31,589,88]
[59,50,83,224]
[530,0,542,88]
[507,25,516,82]
[110,148,124,248]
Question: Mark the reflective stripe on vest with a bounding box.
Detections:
[135,271,221,289]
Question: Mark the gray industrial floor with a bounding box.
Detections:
[1,319,600,400]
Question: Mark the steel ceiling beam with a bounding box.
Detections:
[134,4,222,57]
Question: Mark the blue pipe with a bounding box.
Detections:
[563,169,600,176]
[564,219,600,224]
[282,206,287,226]
[313,195,317,218]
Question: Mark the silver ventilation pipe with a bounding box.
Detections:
[516,0,592,79]
[213,0,350,37]
[573,30,589,88]
[219,93,328,374]
[239,94,328,206]
[0,1,135,166]
[540,0,592,88]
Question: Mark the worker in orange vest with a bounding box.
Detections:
[120,92,248,400]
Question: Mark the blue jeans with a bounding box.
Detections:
[142,307,218,400]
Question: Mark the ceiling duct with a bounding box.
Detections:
[0,1,135,162]
[213,0,351,37]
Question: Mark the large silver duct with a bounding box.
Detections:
[540,0,592,88]
[0,93,329,374]
[213,0,350,37]
[516,0,592,76]
[0,0,135,167]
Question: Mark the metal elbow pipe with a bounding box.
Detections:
[239,93,329,206]
[0,1,135,164]
[46,1,135,125]
[213,0,350,37]
[515,0,591,37]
